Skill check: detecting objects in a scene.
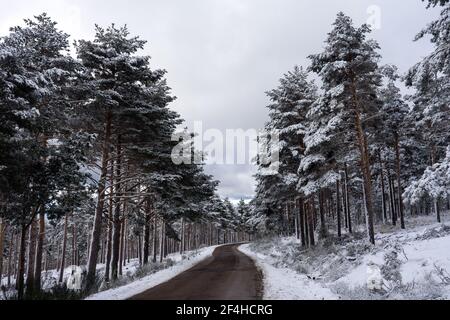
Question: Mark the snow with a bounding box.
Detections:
[339,231,450,287]
[238,244,337,300]
[243,214,450,300]
[85,245,218,300]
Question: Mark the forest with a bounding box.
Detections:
[0,14,253,299]
[1,0,450,301]
[252,0,450,245]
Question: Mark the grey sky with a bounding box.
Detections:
[0,0,440,200]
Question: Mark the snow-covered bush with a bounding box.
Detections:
[381,250,403,287]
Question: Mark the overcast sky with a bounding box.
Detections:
[0,0,441,201]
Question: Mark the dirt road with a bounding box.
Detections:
[129,244,263,300]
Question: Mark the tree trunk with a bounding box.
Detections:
[59,213,69,284]
[344,164,352,233]
[111,141,123,281]
[180,217,185,254]
[152,216,158,263]
[17,225,27,300]
[318,191,327,237]
[379,152,388,223]
[33,207,46,292]
[297,198,306,246]
[86,113,112,289]
[104,160,114,281]
[351,83,375,245]
[388,173,397,226]
[143,209,151,265]
[394,133,405,229]
[159,221,165,263]
[294,200,299,239]
[307,200,315,246]
[0,219,5,282]
[434,199,441,223]
[25,218,37,297]
[336,180,342,238]
[7,230,14,287]
[119,217,125,275]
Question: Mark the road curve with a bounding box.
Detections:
[129,244,263,300]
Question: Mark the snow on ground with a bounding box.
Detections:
[239,244,337,300]
[86,245,218,300]
[243,213,450,300]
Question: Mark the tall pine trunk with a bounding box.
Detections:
[379,152,388,223]
[25,218,37,297]
[34,207,46,292]
[86,113,112,290]
[143,205,151,265]
[59,213,69,284]
[111,141,122,281]
[0,219,5,281]
[318,191,327,237]
[351,83,375,245]
[388,173,397,225]
[7,230,14,287]
[152,216,158,263]
[17,225,27,300]
[297,198,306,246]
[394,133,405,229]
[336,179,342,238]
[344,164,352,233]
[307,199,315,246]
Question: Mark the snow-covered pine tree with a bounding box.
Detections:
[74,24,174,287]
[308,12,384,244]
[403,0,450,222]
[0,13,86,298]
[253,66,317,240]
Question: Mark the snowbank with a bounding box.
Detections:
[86,246,218,300]
[239,244,337,300]
[243,214,450,300]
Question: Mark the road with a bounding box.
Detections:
[129,244,263,300]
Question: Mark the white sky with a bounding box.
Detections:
[0,0,441,200]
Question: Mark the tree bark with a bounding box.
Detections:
[86,113,112,289]
[318,191,327,237]
[388,172,397,225]
[0,218,5,281]
[25,218,37,297]
[307,200,315,246]
[336,180,342,238]
[394,133,405,229]
[379,152,388,223]
[111,141,123,281]
[344,164,352,233]
[159,221,165,263]
[17,225,27,300]
[351,82,375,245]
[297,198,306,246]
[59,213,69,284]
[7,230,14,287]
[434,199,441,223]
[33,206,46,292]
[143,205,151,265]
[119,217,125,275]
[152,216,158,263]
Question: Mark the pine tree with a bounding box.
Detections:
[308,13,383,244]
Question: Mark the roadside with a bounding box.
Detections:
[241,213,450,300]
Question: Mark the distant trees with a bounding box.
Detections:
[253,2,450,246]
